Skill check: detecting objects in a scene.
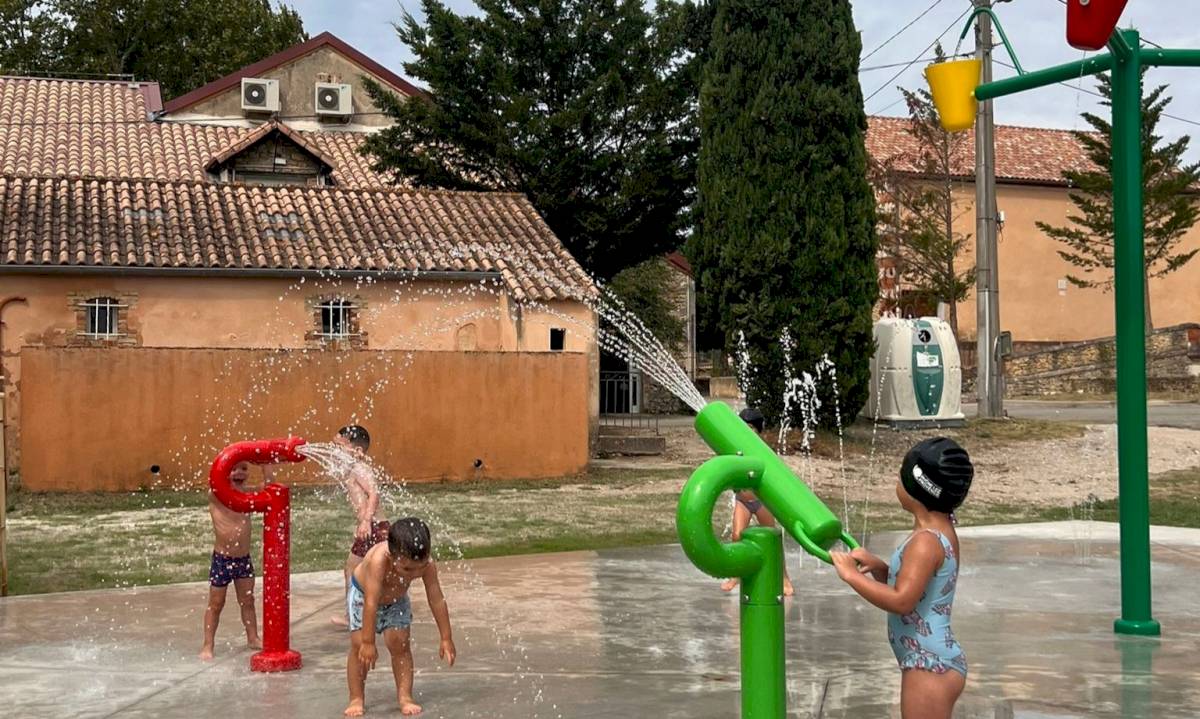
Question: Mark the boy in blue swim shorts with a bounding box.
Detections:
[200,461,263,660]
[345,518,456,717]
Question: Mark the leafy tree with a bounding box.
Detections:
[1037,72,1200,334]
[688,0,877,426]
[359,0,697,280]
[0,0,306,100]
[607,258,686,352]
[873,75,974,335]
[0,1,65,74]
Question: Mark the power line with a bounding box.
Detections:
[861,0,948,63]
[864,5,974,108]
[994,58,1200,130]
[862,52,973,73]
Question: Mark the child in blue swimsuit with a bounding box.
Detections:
[831,437,974,719]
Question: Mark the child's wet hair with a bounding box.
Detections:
[338,425,371,451]
[388,517,431,562]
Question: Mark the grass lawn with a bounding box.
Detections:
[5,465,1198,597]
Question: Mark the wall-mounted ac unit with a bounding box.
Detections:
[241,78,280,113]
[315,82,352,116]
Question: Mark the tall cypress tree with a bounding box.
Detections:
[688,0,877,425]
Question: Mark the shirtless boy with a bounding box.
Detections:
[332,425,389,626]
[345,518,455,717]
[200,461,262,660]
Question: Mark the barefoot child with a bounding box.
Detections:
[830,438,974,719]
[331,425,390,626]
[721,407,794,597]
[200,461,262,660]
[345,518,455,717]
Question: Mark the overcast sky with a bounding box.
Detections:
[290,0,1200,160]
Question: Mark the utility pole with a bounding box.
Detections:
[974,0,1003,418]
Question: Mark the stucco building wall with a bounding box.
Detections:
[936,183,1200,343]
[18,347,590,491]
[168,47,404,131]
[0,274,598,487]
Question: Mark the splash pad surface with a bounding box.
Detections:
[2,523,1199,718]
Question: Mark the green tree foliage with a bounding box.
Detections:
[607,258,686,352]
[1037,72,1200,333]
[873,78,974,335]
[0,0,306,100]
[360,0,697,280]
[687,0,877,426]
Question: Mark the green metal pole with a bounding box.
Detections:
[677,453,787,719]
[739,527,786,719]
[1109,29,1160,637]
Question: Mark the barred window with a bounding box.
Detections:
[319,298,356,339]
[83,297,120,337]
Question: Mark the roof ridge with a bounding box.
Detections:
[868,113,1100,136]
[0,172,528,199]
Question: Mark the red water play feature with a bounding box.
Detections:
[209,437,307,672]
[1067,0,1129,51]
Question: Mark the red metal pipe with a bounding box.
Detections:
[209,437,307,672]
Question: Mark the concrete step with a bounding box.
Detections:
[596,434,667,456]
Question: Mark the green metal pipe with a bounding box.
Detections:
[974,54,1113,102]
[1141,48,1200,68]
[956,6,1025,75]
[677,454,767,578]
[1108,29,1160,637]
[739,528,786,719]
[693,402,857,563]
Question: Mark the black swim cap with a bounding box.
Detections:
[900,437,974,513]
[739,407,765,433]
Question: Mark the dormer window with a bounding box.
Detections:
[206,120,335,187]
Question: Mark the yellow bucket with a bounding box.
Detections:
[924,59,982,132]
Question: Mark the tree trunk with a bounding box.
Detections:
[1143,265,1153,336]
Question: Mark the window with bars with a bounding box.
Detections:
[318,298,357,339]
[83,297,121,338]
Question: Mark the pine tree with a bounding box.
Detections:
[873,74,974,335]
[1037,72,1200,334]
[688,0,877,425]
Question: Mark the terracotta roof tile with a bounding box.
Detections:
[0,175,594,301]
[867,115,1099,185]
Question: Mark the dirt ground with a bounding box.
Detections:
[594,420,1200,509]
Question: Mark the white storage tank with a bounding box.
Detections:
[867,317,965,427]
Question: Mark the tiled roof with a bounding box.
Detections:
[0,115,390,187]
[0,76,160,123]
[0,175,594,301]
[867,115,1099,185]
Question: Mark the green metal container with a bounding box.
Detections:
[694,401,855,563]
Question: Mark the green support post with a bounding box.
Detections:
[1107,29,1159,637]
[677,403,859,717]
[677,454,785,719]
[950,21,1200,636]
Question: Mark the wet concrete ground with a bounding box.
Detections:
[2,521,1199,718]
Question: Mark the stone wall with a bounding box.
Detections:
[964,323,1200,396]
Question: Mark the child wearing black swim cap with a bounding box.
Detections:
[830,437,974,719]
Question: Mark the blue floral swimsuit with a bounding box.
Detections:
[887,529,967,677]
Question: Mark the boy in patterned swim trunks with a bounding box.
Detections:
[331,425,390,627]
[200,461,264,660]
[344,518,455,717]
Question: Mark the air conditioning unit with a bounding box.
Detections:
[241,78,280,113]
[315,82,352,116]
